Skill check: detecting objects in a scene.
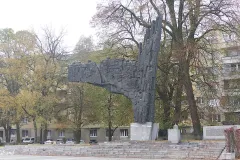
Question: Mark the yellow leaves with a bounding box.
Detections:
[15,90,41,116]
[2,58,27,77]
[16,90,40,108]
[0,89,14,109]
[56,122,68,130]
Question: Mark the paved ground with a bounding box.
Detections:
[0,155,154,160]
[0,141,226,159]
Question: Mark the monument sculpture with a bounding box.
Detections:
[68,16,162,140]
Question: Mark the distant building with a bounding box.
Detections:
[0,119,130,143]
[194,31,240,126]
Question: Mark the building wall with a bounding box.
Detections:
[0,121,130,143]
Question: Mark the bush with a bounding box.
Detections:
[224,127,235,153]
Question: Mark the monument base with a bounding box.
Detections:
[168,125,181,144]
[130,122,159,141]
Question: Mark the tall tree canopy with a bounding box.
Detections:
[92,0,240,138]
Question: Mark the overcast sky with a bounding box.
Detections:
[0,0,99,50]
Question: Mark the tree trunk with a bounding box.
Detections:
[174,75,183,124]
[184,67,201,139]
[162,99,171,129]
[74,129,81,144]
[3,126,8,143]
[16,122,20,144]
[40,125,43,144]
[33,118,38,143]
[107,94,113,142]
[43,123,48,141]
[8,126,11,143]
[108,122,112,142]
[5,124,11,143]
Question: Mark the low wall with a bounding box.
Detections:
[203,125,240,140]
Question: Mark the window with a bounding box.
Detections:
[11,129,16,136]
[217,115,221,122]
[22,130,28,137]
[90,129,97,137]
[227,50,239,57]
[223,33,237,42]
[228,97,240,106]
[224,79,239,89]
[106,129,113,137]
[22,118,28,124]
[211,114,221,122]
[199,112,204,119]
[59,131,65,137]
[47,130,51,137]
[196,97,204,104]
[224,80,229,89]
[120,129,128,137]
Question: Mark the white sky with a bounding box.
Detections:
[0,0,99,50]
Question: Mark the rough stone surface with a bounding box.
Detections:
[0,141,225,159]
[68,17,162,123]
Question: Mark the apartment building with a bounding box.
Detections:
[220,39,240,124]
[0,118,130,143]
[195,32,240,125]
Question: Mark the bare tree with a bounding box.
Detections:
[33,27,68,143]
[92,0,240,138]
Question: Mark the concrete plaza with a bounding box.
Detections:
[0,141,226,159]
[0,155,153,160]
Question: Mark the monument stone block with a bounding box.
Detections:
[168,124,181,144]
[130,122,159,141]
[203,125,240,140]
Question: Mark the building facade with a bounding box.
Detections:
[194,32,240,125]
[0,119,130,143]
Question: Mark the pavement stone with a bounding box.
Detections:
[0,141,226,159]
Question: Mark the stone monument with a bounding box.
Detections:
[168,124,181,144]
[68,16,162,140]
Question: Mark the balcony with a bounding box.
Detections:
[222,56,240,64]
[222,70,240,79]
[222,62,240,79]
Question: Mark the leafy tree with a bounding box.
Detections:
[58,83,98,143]
[0,29,36,143]
[74,36,94,55]
[90,88,133,141]
[32,27,68,143]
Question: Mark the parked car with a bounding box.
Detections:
[56,139,63,144]
[80,140,85,144]
[44,139,54,145]
[89,139,98,144]
[66,139,75,144]
[23,137,34,144]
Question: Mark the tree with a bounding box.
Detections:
[70,36,134,141]
[61,83,98,143]
[33,27,68,143]
[92,0,240,138]
[0,29,36,143]
[74,36,94,55]
[91,88,133,141]
[0,89,15,143]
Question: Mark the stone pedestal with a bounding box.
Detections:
[130,122,159,141]
[219,148,235,160]
[168,125,181,144]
